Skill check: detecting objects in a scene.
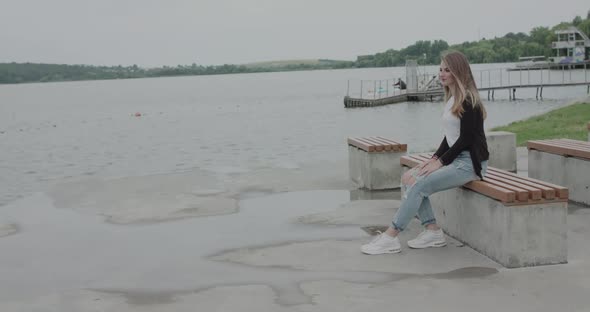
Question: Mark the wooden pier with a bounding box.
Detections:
[344,90,443,108]
[480,82,590,101]
[345,66,590,108]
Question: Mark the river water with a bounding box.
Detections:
[1,64,588,206]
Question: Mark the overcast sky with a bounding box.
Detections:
[0,0,588,67]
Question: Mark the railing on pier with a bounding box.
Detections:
[346,63,590,102]
[474,63,589,91]
[346,73,436,100]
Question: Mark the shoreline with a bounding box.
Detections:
[491,95,590,145]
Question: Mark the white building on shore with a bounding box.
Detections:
[552,26,590,64]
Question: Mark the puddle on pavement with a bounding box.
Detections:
[0,190,393,305]
[0,189,501,307]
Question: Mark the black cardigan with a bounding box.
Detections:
[433,99,489,180]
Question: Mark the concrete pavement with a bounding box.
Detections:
[1,147,589,311]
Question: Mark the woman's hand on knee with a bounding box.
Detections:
[418,159,443,176]
[416,160,429,170]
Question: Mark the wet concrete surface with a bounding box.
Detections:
[1,149,590,311]
[0,223,18,238]
[46,161,349,224]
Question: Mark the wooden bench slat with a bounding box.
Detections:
[408,154,426,161]
[486,170,555,200]
[559,138,590,145]
[529,139,590,149]
[348,137,406,152]
[551,138,590,146]
[376,136,407,151]
[366,137,395,151]
[555,143,590,153]
[359,137,385,152]
[348,138,367,151]
[485,173,542,200]
[374,137,400,145]
[400,155,420,167]
[361,137,389,151]
[528,140,590,160]
[348,137,378,152]
[414,154,433,162]
[543,139,590,152]
[406,154,432,165]
[488,167,569,199]
[408,154,432,165]
[464,180,516,203]
[480,177,529,201]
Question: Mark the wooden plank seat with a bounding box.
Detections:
[527,138,590,205]
[347,137,407,152]
[527,139,590,160]
[348,137,407,190]
[400,153,568,206]
[399,152,568,268]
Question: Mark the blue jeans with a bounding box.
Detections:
[393,151,488,231]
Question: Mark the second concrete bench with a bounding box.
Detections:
[348,137,407,190]
[528,138,590,205]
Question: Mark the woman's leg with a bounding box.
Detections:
[403,170,436,227]
[392,159,478,232]
[361,156,481,254]
[416,197,437,227]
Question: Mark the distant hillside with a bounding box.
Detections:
[0,59,354,84]
[243,59,351,68]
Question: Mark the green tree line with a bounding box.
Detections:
[356,10,590,67]
[0,60,354,84]
[1,10,588,84]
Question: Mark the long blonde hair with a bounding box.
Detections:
[441,51,486,119]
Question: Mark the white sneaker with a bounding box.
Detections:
[361,233,401,255]
[407,229,447,249]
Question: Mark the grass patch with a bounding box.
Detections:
[491,102,590,146]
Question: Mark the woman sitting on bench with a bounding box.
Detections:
[362,51,490,255]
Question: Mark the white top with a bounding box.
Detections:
[442,96,460,147]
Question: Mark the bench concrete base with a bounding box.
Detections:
[529,149,590,205]
[486,131,517,172]
[349,146,403,190]
[431,187,567,268]
[400,166,568,268]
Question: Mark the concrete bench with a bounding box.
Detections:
[401,153,568,268]
[486,131,517,172]
[528,139,590,205]
[348,137,407,190]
